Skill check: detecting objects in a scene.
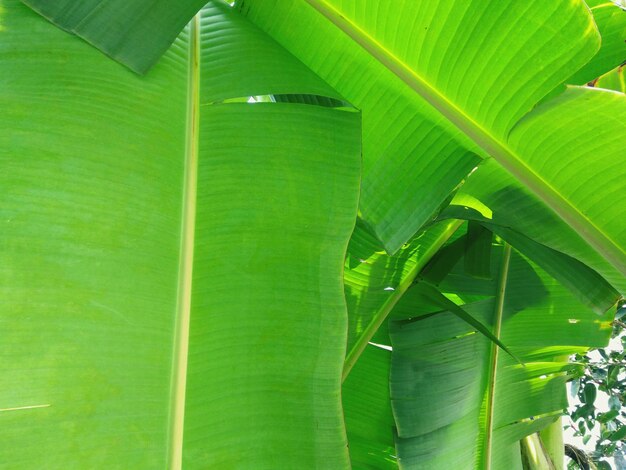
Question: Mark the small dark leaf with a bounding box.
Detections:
[598,410,619,423]
[573,404,593,420]
[609,425,626,442]
[584,383,597,405]
[591,368,607,381]
[607,365,619,387]
[601,426,611,441]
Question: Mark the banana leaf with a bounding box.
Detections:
[389,243,615,469]
[343,219,462,379]
[343,344,396,469]
[0,1,360,467]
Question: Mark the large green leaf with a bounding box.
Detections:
[388,243,615,469]
[506,87,626,273]
[21,0,626,275]
[0,1,360,467]
[237,0,612,256]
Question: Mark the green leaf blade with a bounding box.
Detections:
[1,1,363,467]
[507,86,626,278]
[241,0,602,255]
[388,244,614,469]
[0,0,189,466]
[20,0,207,73]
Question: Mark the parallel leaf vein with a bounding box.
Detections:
[303,0,626,276]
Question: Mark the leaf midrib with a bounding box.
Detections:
[483,243,511,470]
[303,0,626,276]
[167,14,200,470]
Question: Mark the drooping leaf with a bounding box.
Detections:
[0,1,361,467]
[490,226,619,317]
[388,244,614,469]
[410,281,521,364]
[19,0,207,73]
[445,155,625,299]
[238,0,604,255]
[567,1,626,86]
[342,219,462,380]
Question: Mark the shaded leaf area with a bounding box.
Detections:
[0,0,361,467]
[20,0,206,73]
[343,219,462,358]
[387,242,615,469]
[343,344,397,469]
[341,225,470,468]
[443,154,625,299]
[239,0,608,258]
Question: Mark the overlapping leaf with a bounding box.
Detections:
[239,0,606,257]
[567,1,626,86]
[440,203,621,313]
[343,219,462,379]
[20,0,207,73]
[596,64,625,92]
[389,243,615,469]
[343,344,396,469]
[0,1,360,467]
